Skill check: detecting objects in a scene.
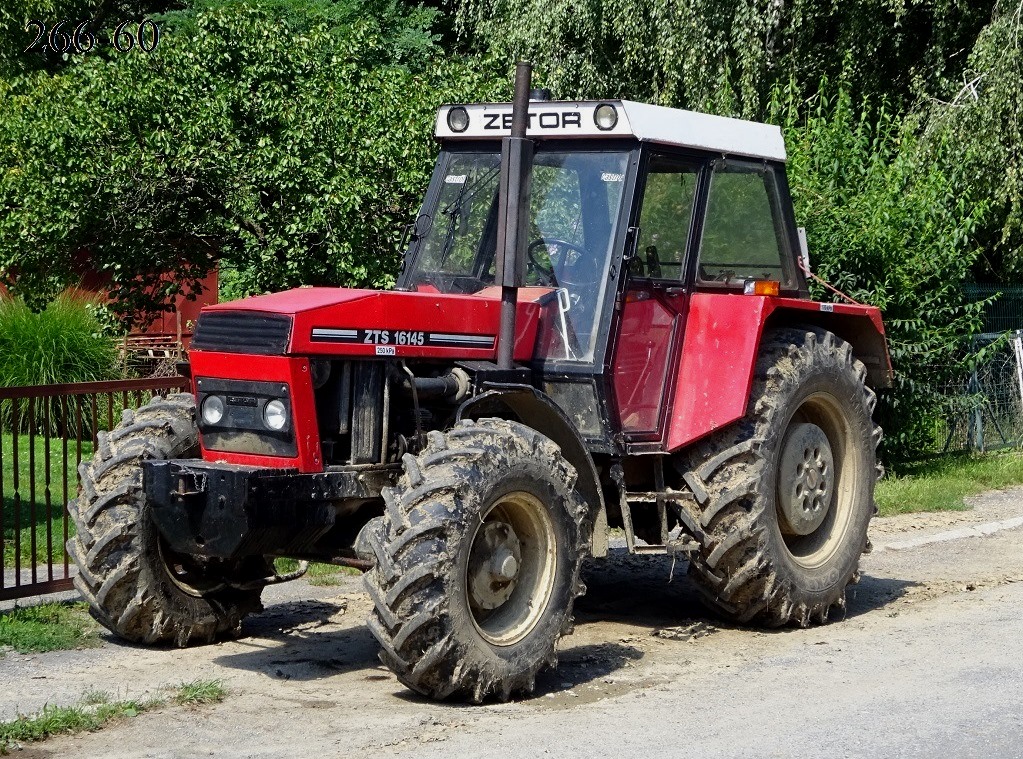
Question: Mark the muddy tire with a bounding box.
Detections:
[67,393,264,646]
[677,327,881,627]
[365,418,587,702]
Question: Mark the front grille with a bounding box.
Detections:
[191,311,293,355]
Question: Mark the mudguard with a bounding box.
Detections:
[456,385,608,557]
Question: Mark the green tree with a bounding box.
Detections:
[775,81,988,457]
[454,0,995,119]
[925,1,1023,280]
[0,0,501,325]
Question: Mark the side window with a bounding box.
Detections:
[633,156,700,280]
[698,162,792,287]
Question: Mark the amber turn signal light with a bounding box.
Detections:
[744,279,780,296]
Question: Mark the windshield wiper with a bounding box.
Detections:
[437,165,500,269]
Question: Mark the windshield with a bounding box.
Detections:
[408,149,630,362]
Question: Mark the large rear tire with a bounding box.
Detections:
[677,327,881,627]
[364,418,587,702]
[68,393,264,646]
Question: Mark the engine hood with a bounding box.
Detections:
[193,286,552,362]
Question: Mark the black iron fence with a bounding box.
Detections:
[1,377,188,602]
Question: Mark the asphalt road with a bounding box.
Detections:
[3,488,1022,758]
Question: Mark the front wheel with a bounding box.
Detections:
[364,419,587,702]
[677,327,881,627]
[67,394,265,646]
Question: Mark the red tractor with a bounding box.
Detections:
[68,66,891,703]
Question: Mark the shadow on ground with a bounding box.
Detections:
[576,549,917,632]
[208,548,916,691]
[212,598,380,681]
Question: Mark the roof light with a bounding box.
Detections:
[447,106,470,133]
[594,103,618,131]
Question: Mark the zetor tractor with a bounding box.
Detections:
[68,67,891,703]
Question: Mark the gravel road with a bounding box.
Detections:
[3,487,1023,758]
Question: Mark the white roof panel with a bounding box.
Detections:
[435,100,786,162]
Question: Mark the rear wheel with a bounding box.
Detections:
[364,418,587,702]
[677,327,881,627]
[67,393,265,646]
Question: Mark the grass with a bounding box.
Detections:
[2,433,91,571]
[0,291,119,392]
[174,679,226,706]
[876,450,1023,516]
[273,558,362,586]
[0,680,226,754]
[0,698,157,753]
[0,602,100,655]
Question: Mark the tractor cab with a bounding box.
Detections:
[401,99,815,454]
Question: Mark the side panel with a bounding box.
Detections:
[189,352,322,473]
[666,293,769,451]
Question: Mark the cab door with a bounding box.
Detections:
[611,154,703,444]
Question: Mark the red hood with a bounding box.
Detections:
[199,286,552,362]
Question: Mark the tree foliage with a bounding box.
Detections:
[454,0,995,118]
[924,1,1023,280]
[775,81,987,456]
[0,0,501,324]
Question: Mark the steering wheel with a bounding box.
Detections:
[526,239,557,286]
[526,238,597,288]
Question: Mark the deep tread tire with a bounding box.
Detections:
[676,327,881,628]
[68,393,263,646]
[365,418,587,703]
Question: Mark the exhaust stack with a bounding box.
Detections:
[495,62,535,370]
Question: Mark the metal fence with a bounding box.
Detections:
[964,285,1023,333]
[1,377,188,602]
[929,331,1023,453]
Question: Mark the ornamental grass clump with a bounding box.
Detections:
[0,290,119,433]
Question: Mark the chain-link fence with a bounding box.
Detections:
[929,331,1023,453]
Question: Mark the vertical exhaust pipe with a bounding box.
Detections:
[495,62,535,370]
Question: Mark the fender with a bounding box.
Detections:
[456,386,608,557]
[666,293,893,452]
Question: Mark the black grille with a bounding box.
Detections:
[191,312,293,355]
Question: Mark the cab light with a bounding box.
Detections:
[593,103,618,131]
[447,106,470,133]
[744,280,780,296]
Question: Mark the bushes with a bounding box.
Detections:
[774,82,988,460]
[0,290,118,388]
[0,0,503,325]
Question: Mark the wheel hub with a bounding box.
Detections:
[777,422,834,536]
[468,522,523,610]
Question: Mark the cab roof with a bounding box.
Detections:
[434,100,786,162]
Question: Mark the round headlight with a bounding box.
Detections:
[593,103,618,131]
[447,106,470,133]
[201,395,224,426]
[263,399,288,431]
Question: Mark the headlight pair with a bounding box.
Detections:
[200,395,289,431]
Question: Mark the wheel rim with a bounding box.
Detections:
[775,392,862,569]
[157,537,226,598]
[466,491,557,647]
